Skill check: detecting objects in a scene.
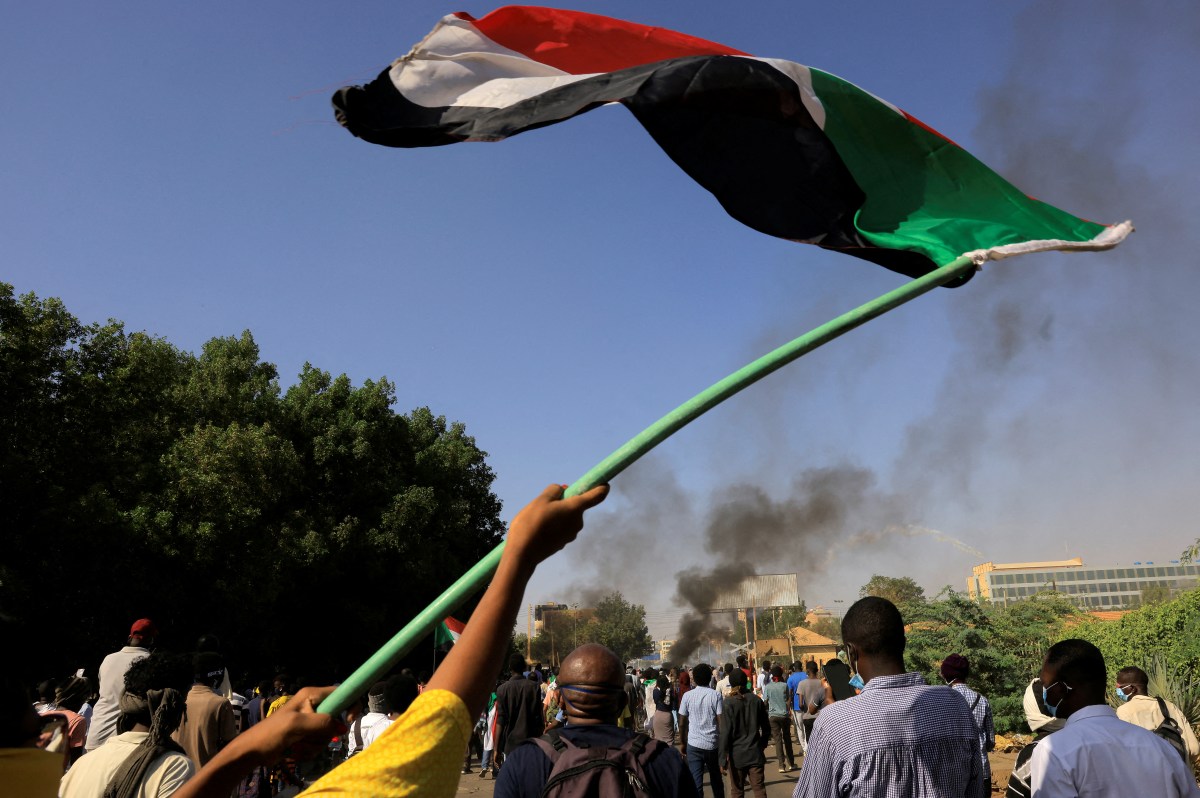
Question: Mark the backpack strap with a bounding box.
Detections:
[628,733,651,757]
[970,693,981,712]
[1155,697,1174,723]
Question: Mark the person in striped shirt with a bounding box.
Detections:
[792,597,984,798]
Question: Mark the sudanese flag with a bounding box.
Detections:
[333,6,1129,282]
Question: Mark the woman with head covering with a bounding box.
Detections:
[59,653,194,798]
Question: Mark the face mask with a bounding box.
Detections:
[1043,680,1071,717]
[1115,685,1132,702]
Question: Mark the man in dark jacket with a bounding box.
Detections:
[717,670,770,798]
[494,644,696,798]
[495,654,544,757]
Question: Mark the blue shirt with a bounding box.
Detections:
[791,672,984,798]
[678,686,723,751]
[786,672,807,711]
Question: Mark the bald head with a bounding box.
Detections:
[556,644,626,725]
[559,644,624,687]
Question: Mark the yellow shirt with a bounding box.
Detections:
[301,689,472,798]
[0,748,64,798]
[266,695,292,717]
[1116,694,1199,760]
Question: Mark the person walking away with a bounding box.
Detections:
[679,663,724,798]
[794,661,825,754]
[652,674,676,745]
[60,653,195,798]
[718,670,770,798]
[171,652,237,767]
[478,685,500,779]
[762,665,796,772]
[496,654,544,759]
[941,654,995,793]
[85,619,156,753]
[792,598,983,798]
[492,643,696,798]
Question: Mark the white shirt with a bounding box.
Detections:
[1030,704,1200,797]
[84,646,150,751]
[59,731,195,798]
[346,711,392,756]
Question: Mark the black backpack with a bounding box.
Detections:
[531,729,662,798]
[1153,697,1189,765]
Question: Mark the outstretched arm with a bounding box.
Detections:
[427,483,608,719]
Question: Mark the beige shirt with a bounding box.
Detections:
[1116,694,1199,760]
[171,685,237,767]
[59,731,195,798]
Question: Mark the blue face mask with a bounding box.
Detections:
[1043,680,1072,717]
[1115,685,1132,702]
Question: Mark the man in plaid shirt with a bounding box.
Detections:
[791,597,984,798]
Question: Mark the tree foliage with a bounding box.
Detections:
[860,574,926,610]
[903,588,1078,734]
[0,283,504,683]
[588,592,653,665]
[518,592,653,668]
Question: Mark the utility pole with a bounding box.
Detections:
[527,604,532,661]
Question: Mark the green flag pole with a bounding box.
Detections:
[317,254,977,715]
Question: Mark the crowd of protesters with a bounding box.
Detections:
[4,482,1199,797]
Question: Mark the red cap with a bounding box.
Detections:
[130,618,158,638]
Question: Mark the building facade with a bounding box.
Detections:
[968,558,1200,609]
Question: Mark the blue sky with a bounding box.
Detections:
[5,1,1197,643]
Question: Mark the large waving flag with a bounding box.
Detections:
[333,6,1129,282]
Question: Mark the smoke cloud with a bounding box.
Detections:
[558,2,1199,660]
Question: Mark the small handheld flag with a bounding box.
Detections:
[434,616,465,649]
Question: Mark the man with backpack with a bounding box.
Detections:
[493,643,697,798]
[1114,665,1198,765]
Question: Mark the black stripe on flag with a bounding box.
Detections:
[333,56,942,279]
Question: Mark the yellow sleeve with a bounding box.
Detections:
[301,689,472,798]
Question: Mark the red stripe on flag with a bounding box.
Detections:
[443,616,466,635]
[456,6,747,74]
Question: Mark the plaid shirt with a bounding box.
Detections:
[792,672,984,798]
[951,682,995,780]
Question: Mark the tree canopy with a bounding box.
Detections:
[859,574,926,609]
[516,591,653,668]
[0,283,505,683]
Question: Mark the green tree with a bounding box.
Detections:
[809,616,842,642]
[904,589,1077,734]
[0,283,505,682]
[584,592,653,664]
[1137,583,1173,607]
[860,575,927,609]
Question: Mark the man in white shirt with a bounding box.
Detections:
[1030,639,1200,797]
[1114,665,1199,763]
[345,681,392,756]
[84,619,156,752]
